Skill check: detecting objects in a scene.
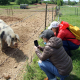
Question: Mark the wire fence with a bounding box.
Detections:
[12,22,45,80]
[58,5,80,26]
[0,12,37,66]
[11,4,80,80]
[13,6,56,80]
[0,4,59,80]
[59,6,80,16]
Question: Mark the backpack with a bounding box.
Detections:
[60,21,80,40]
[69,24,80,40]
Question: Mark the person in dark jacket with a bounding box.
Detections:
[34,29,73,80]
[48,21,80,57]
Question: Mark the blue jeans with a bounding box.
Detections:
[63,41,79,51]
[38,59,69,80]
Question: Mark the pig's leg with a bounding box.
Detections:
[1,40,6,52]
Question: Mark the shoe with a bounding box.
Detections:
[44,77,49,80]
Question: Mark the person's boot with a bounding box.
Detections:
[44,77,49,80]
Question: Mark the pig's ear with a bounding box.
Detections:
[15,34,20,41]
[6,36,11,46]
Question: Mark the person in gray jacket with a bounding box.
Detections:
[34,29,73,80]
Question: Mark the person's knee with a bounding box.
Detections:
[38,60,43,68]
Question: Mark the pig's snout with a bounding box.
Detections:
[14,43,18,47]
[10,42,18,48]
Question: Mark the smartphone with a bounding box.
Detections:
[34,40,38,47]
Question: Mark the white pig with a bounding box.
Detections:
[0,19,20,51]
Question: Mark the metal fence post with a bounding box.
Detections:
[52,7,54,22]
[58,15,59,21]
[75,7,76,15]
[11,7,13,21]
[59,6,60,10]
[7,8,8,15]
[77,7,78,16]
[45,3,47,30]
[56,6,57,16]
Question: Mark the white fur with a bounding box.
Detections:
[0,19,20,50]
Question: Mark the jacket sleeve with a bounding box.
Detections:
[35,46,51,61]
[38,46,44,51]
[57,29,65,40]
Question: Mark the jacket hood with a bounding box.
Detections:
[46,37,63,49]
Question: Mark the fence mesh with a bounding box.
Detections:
[0,4,57,80]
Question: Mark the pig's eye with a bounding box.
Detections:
[12,38,14,41]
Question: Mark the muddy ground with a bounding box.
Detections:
[0,4,56,80]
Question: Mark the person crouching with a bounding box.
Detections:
[34,29,73,80]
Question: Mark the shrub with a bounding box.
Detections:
[71,2,76,5]
[68,0,76,5]
[42,1,54,4]
[38,1,41,4]
[57,0,63,6]
[0,0,10,5]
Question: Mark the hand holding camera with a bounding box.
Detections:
[34,40,42,51]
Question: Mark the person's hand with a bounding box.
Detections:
[34,46,37,51]
[37,45,41,49]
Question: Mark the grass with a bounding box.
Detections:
[58,5,80,27]
[23,5,80,80]
[23,39,46,80]
[0,2,37,9]
[0,2,19,9]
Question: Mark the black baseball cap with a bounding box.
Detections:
[40,29,54,39]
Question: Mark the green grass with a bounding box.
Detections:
[23,5,80,80]
[0,2,37,9]
[23,39,46,80]
[58,5,80,27]
[24,55,47,80]
[0,2,19,9]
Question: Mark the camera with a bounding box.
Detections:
[34,40,38,47]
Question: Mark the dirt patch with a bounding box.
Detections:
[0,16,22,22]
[0,5,56,80]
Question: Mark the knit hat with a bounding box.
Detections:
[40,29,54,39]
[48,21,59,29]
